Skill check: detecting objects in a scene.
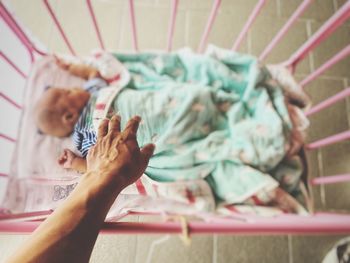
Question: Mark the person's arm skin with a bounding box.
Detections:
[55,56,101,80]
[6,115,155,263]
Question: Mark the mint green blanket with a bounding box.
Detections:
[113,47,298,204]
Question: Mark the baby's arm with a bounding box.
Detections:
[55,56,101,80]
[58,149,87,173]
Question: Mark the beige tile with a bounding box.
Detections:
[306,150,325,210]
[291,235,347,263]
[320,141,350,211]
[216,236,289,263]
[90,234,137,263]
[185,0,278,53]
[119,5,186,51]
[306,78,348,142]
[311,22,350,79]
[134,215,213,263]
[4,0,56,51]
[176,0,213,10]
[135,234,213,263]
[250,16,311,74]
[279,0,335,21]
[88,0,125,51]
[186,9,248,52]
[219,0,278,17]
[49,0,100,55]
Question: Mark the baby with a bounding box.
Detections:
[35,57,108,173]
[35,49,310,209]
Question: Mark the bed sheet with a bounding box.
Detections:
[2,50,310,218]
[2,55,216,215]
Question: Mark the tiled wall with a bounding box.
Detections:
[1,0,349,262]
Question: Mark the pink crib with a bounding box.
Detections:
[0,0,350,235]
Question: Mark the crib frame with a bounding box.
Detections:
[1,0,350,235]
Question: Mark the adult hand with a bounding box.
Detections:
[86,115,155,191]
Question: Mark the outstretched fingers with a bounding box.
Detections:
[97,119,109,138]
[122,116,141,140]
[140,143,155,166]
[108,115,121,137]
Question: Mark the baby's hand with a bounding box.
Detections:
[54,55,70,70]
[58,149,77,169]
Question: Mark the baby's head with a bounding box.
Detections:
[35,87,90,137]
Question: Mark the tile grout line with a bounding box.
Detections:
[344,78,350,129]
[247,31,252,55]
[332,0,338,12]
[133,215,140,263]
[133,232,138,263]
[212,234,218,263]
[288,235,294,263]
[118,2,127,50]
[47,0,56,53]
[276,0,281,17]
[317,149,327,207]
[184,10,190,47]
[305,20,315,73]
[294,74,346,81]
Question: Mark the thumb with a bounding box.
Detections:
[140,143,155,166]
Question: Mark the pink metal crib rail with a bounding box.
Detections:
[1,0,350,235]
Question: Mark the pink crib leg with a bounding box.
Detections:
[306,87,350,116]
[0,133,16,143]
[43,0,76,55]
[300,44,350,87]
[311,174,350,185]
[0,2,34,62]
[2,214,350,234]
[167,0,179,52]
[0,52,27,79]
[128,0,139,52]
[286,0,350,69]
[306,130,350,150]
[0,92,22,109]
[86,0,105,50]
[259,0,313,61]
[197,0,222,53]
[231,0,267,51]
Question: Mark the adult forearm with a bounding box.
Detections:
[6,172,122,263]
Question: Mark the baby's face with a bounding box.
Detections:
[35,87,90,137]
[43,87,90,112]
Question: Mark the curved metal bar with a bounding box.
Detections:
[311,174,350,185]
[306,130,350,150]
[167,0,179,52]
[128,0,138,52]
[306,87,350,116]
[286,0,350,70]
[43,0,76,55]
[0,2,34,62]
[197,0,222,53]
[300,44,350,87]
[231,0,266,51]
[259,0,313,61]
[0,133,16,143]
[86,0,105,50]
[0,51,27,79]
[1,213,350,234]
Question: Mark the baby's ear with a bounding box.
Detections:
[62,110,78,126]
